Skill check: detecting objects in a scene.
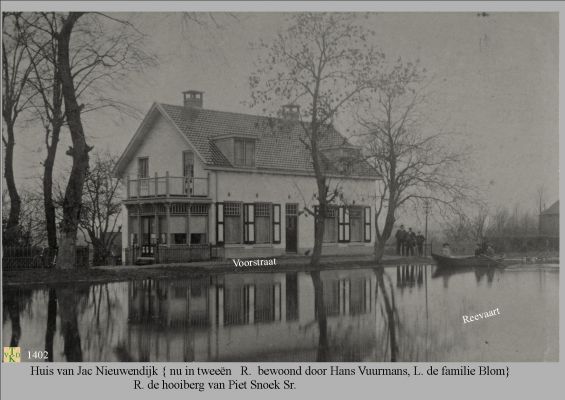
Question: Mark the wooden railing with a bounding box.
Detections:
[127,172,208,198]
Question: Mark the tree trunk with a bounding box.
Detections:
[310,190,326,270]
[43,123,61,250]
[374,200,397,263]
[374,239,386,262]
[3,123,21,245]
[56,12,90,269]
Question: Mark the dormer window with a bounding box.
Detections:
[234,138,255,167]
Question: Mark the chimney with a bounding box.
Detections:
[183,90,204,108]
[282,104,300,120]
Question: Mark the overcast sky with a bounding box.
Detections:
[10,12,558,217]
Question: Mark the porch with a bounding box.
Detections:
[126,202,214,264]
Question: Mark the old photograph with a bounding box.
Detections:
[2,11,558,363]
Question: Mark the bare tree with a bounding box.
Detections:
[356,59,474,261]
[20,12,154,252]
[250,13,382,268]
[79,152,122,266]
[2,13,39,244]
[9,12,156,268]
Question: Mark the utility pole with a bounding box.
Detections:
[424,200,431,256]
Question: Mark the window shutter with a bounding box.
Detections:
[216,203,224,244]
[272,204,281,244]
[364,207,371,242]
[244,204,255,244]
[344,207,350,242]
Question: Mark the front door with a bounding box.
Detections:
[141,216,155,256]
[285,203,298,253]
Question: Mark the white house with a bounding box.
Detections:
[113,91,378,264]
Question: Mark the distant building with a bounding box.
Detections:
[539,200,559,237]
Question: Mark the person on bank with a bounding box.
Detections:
[407,228,416,256]
[474,242,483,256]
[395,225,407,256]
[416,231,425,256]
[441,243,452,256]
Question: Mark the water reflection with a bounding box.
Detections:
[2,264,558,362]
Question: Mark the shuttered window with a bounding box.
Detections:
[338,206,350,242]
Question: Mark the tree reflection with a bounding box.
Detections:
[57,286,86,361]
[374,266,399,361]
[45,288,57,361]
[310,270,328,361]
[3,288,32,347]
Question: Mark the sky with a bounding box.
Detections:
[8,12,559,220]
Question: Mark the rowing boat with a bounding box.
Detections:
[431,253,504,268]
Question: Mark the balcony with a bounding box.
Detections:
[127,173,209,199]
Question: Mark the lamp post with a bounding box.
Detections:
[424,200,431,256]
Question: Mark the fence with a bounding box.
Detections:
[2,246,90,270]
[124,244,225,265]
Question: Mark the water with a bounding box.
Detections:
[2,264,558,362]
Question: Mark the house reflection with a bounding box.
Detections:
[124,269,376,361]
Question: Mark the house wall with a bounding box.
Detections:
[122,113,208,179]
[210,170,377,258]
[539,214,559,237]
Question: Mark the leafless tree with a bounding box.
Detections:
[250,13,382,268]
[2,13,40,244]
[79,152,122,266]
[9,12,156,268]
[18,12,154,253]
[2,187,46,247]
[356,59,474,261]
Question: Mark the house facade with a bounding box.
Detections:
[114,91,378,264]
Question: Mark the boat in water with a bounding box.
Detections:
[431,253,505,269]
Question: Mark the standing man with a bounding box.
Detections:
[407,228,416,256]
[395,225,406,256]
[416,231,425,256]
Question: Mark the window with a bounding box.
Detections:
[243,204,255,244]
[338,206,350,242]
[183,151,194,177]
[350,207,363,242]
[173,233,187,244]
[272,204,281,244]
[170,216,186,244]
[137,157,149,178]
[234,139,255,167]
[255,203,271,244]
[315,206,338,243]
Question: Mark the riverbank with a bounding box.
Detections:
[3,254,429,288]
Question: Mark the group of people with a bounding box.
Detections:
[440,240,496,257]
[395,225,426,257]
[475,241,496,257]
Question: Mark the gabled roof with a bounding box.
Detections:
[115,102,378,178]
[540,200,559,216]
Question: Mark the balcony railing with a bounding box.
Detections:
[127,173,208,199]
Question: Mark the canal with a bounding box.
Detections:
[2,264,558,362]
